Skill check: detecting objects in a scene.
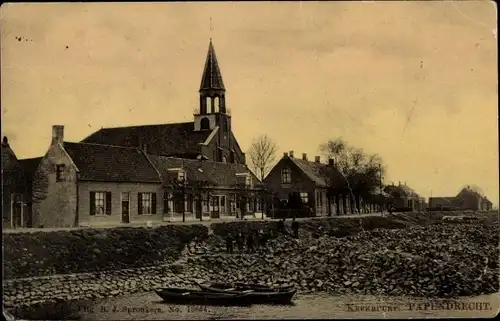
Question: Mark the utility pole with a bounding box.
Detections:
[379,163,383,216]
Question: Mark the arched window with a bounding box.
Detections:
[214,97,219,113]
[200,117,210,130]
[206,97,212,114]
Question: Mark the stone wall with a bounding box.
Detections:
[3,225,209,279]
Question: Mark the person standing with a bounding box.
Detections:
[246,231,255,253]
[236,232,245,253]
[291,217,299,238]
[226,234,234,254]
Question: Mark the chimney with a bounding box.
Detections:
[289,150,294,158]
[1,136,9,148]
[328,158,334,166]
[302,153,307,161]
[52,125,64,145]
[315,156,320,163]
[283,152,288,158]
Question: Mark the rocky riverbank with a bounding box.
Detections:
[4,211,498,312]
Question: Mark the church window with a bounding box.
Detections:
[206,97,212,113]
[214,97,220,113]
[200,117,210,130]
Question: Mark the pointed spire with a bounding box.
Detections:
[200,39,225,91]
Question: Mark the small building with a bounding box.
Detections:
[263,151,360,216]
[384,182,424,212]
[430,186,494,211]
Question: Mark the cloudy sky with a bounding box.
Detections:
[1,2,498,205]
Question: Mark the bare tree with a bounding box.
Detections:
[320,138,387,214]
[247,134,277,181]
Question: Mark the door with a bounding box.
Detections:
[210,196,220,219]
[121,192,130,223]
[195,198,202,219]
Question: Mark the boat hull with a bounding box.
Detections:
[198,283,297,305]
[155,288,252,306]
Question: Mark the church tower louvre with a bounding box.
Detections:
[194,39,231,134]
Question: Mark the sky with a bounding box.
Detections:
[1,1,498,205]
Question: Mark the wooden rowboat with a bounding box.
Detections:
[197,283,297,305]
[155,288,252,306]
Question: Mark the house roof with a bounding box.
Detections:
[200,40,225,91]
[288,157,340,188]
[148,154,262,189]
[63,142,161,183]
[80,122,213,158]
[429,197,455,205]
[18,157,43,179]
[384,183,420,199]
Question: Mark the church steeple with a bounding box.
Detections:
[198,39,226,116]
[200,39,225,92]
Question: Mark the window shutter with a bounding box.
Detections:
[152,193,157,214]
[90,192,96,216]
[105,192,112,215]
[138,193,143,215]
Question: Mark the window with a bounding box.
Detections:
[300,192,309,205]
[138,192,156,215]
[214,97,220,112]
[245,175,252,187]
[178,170,186,182]
[90,192,111,216]
[202,197,210,213]
[230,194,237,214]
[121,192,130,215]
[200,117,210,130]
[317,192,323,207]
[163,191,170,214]
[206,97,212,113]
[56,164,65,182]
[281,168,291,184]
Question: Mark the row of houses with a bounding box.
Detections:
[2,39,494,229]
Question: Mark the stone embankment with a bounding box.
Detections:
[3,211,499,312]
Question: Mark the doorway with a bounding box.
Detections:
[121,192,130,223]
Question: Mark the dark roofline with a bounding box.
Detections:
[78,178,161,184]
[99,121,194,130]
[64,141,142,150]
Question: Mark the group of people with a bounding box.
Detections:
[225,229,270,254]
[224,217,301,254]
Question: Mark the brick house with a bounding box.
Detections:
[383,182,424,211]
[11,40,264,228]
[263,151,359,216]
[430,186,493,211]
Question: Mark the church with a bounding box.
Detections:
[2,40,264,228]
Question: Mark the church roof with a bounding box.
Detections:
[200,40,225,91]
[81,122,212,158]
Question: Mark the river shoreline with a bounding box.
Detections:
[4,211,498,318]
[9,291,499,320]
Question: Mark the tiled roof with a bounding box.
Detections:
[148,155,262,189]
[18,157,43,179]
[81,122,212,158]
[18,157,43,189]
[200,40,225,91]
[63,142,161,183]
[289,157,340,187]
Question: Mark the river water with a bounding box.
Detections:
[41,292,497,320]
